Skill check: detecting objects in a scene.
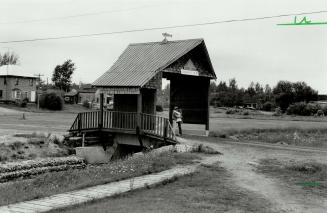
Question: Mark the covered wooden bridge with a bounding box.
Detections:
[69,38,216,156]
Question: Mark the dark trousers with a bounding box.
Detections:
[177,121,182,135]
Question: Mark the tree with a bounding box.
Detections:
[211,79,244,107]
[229,78,237,91]
[292,81,318,103]
[216,81,228,92]
[52,59,75,92]
[209,81,217,93]
[273,81,294,112]
[273,81,318,112]
[264,84,273,102]
[0,51,19,66]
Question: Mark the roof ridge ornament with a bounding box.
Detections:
[162,32,172,43]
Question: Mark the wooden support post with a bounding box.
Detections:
[78,114,82,132]
[205,80,210,136]
[37,94,41,109]
[137,92,142,127]
[82,133,85,147]
[169,80,173,125]
[136,92,143,148]
[153,89,157,115]
[99,93,104,129]
[163,120,168,143]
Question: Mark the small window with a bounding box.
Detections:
[29,79,33,86]
[16,90,21,99]
[4,77,6,85]
[15,78,19,85]
[0,90,2,98]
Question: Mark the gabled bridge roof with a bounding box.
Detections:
[93,38,216,88]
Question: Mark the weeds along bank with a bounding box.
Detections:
[212,107,327,122]
[210,128,327,148]
[0,132,73,163]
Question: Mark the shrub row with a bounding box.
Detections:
[0,156,84,173]
[286,102,327,116]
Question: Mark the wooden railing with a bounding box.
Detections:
[69,111,176,142]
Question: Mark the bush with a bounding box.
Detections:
[226,108,238,114]
[242,111,249,116]
[82,100,90,108]
[322,106,327,116]
[19,98,29,107]
[156,105,163,112]
[305,103,320,115]
[39,93,63,110]
[286,102,320,116]
[273,107,282,116]
[316,110,324,117]
[262,101,274,111]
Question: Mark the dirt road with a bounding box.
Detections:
[181,137,327,213]
[0,113,76,136]
[0,107,24,115]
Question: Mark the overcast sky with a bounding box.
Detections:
[1,0,327,93]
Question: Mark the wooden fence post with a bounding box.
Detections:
[82,133,85,147]
[78,114,82,132]
[163,119,168,143]
[99,93,104,129]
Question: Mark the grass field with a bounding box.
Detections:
[1,105,327,147]
[50,163,275,213]
[257,158,327,198]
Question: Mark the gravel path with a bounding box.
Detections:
[181,137,327,213]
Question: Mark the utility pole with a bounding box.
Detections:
[34,73,44,89]
[34,73,44,109]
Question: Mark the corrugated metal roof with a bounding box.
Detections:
[93,38,212,87]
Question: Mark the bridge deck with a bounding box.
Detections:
[69,111,177,143]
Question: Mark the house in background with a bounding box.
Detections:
[314,94,327,107]
[64,89,79,104]
[0,65,37,103]
[78,84,96,104]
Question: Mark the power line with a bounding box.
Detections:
[1,10,327,44]
[0,5,155,25]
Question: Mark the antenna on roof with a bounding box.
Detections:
[162,32,172,43]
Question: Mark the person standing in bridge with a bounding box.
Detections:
[173,106,183,136]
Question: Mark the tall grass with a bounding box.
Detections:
[257,159,327,196]
[210,128,327,147]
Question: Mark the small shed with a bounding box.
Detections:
[64,89,78,104]
[93,38,216,133]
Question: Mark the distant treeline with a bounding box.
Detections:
[210,79,318,112]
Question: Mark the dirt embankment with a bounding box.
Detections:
[0,133,72,163]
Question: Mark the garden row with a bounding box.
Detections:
[0,156,85,182]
